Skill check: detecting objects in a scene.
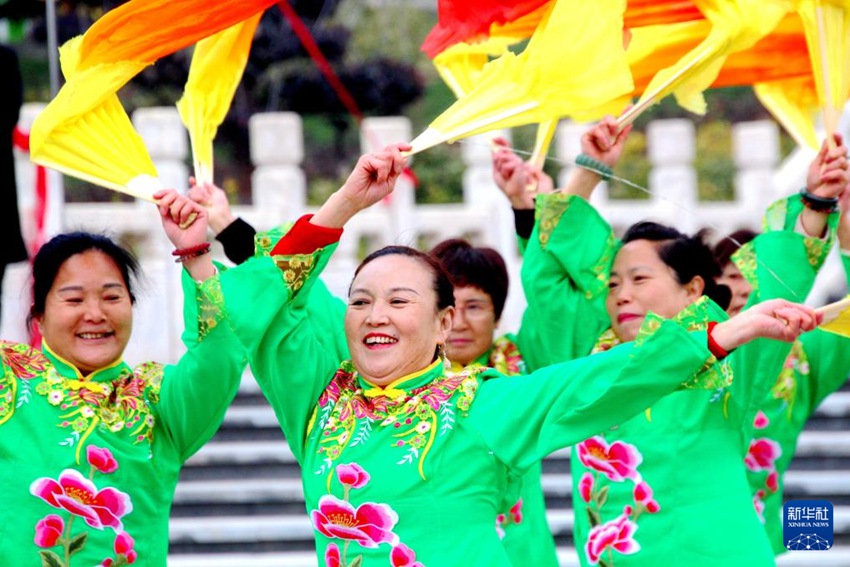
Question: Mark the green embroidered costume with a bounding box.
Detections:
[0,271,246,566]
[740,200,849,555]
[520,193,825,565]
[216,229,719,567]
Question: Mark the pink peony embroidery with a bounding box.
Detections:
[337,463,370,489]
[114,531,137,564]
[324,543,341,567]
[577,437,643,482]
[753,411,769,429]
[633,481,653,506]
[745,438,782,472]
[311,494,399,548]
[645,499,660,514]
[87,445,119,474]
[766,470,779,493]
[584,506,641,565]
[753,491,766,522]
[509,499,523,524]
[578,473,594,503]
[390,543,425,567]
[30,469,133,531]
[34,514,64,548]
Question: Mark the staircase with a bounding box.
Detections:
[167,374,850,567]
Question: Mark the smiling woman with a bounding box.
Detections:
[0,191,248,566]
[214,144,818,566]
[514,116,842,566]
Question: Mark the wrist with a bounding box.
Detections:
[208,210,236,234]
[312,191,360,229]
[708,320,742,357]
[800,187,838,213]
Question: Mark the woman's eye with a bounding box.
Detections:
[390,298,408,306]
[66,298,83,304]
[349,299,368,307]
[105,295,121,302]
[608,281,620,290]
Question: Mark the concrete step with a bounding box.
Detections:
[168,506,850,547]
[168,546,850,567]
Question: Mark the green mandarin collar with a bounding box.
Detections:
[42,341,131,383]
[360,359,443,399]
[667,295,728,329]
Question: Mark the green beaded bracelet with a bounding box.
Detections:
[575,153,613,181]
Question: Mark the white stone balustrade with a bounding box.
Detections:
[4,105,850,363]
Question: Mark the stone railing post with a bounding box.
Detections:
[732,120,780,215]
[647,119,698,232]
[360,116,416,244]
[132,107,190,363]
[250,112,306,222]
[460,129,513,258]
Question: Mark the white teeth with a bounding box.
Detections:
[79,332,109,340]
[365,336,397,345]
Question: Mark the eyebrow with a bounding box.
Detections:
[57,283,125,293]
[349,286,421,296]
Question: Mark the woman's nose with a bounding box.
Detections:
[83,300,107,322]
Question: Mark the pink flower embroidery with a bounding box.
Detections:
[753,491,766,522]
[509,499,523,524]
[30,469,133,531]
[766,470,779,493]
[633,481,660,514]
[578,473,594,503]
[324,543,341,567]
[753,411,769,429]
[585,506,641,565]
[114,531,137,564]
[87,445,119,474]
[34,514,64,548]
[311,494,399,548]
[577,437,642,482]
[391,543,424,567]
[744,438,782,472]
[337,463,370,489]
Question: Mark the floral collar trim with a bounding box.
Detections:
[42,341,129,384]
[360,359,441,399]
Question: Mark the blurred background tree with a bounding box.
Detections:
[3,0,792,205]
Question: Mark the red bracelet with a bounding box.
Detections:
[706,321,730,359]
[172,243,211,263]
[172,243,211,257]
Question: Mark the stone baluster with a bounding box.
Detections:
[647,119,698,232]
[250,112,307,223]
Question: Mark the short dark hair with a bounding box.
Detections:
[713,229,759,268]
[351,245,455,311]
[622,221,731,310]
[30,232,141,324]
[429,238,508,320]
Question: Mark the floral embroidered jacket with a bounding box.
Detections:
[520,193,829,566]
[216,239,718,567]
[466,334,557,567]
[740,202,849,555]
[261,221,557,567]
[0,271,246,567]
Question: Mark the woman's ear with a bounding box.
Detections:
[686,275,706,300]
[438,306,454,343]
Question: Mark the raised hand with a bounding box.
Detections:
[154,189,209,251]
[491,138,553,209]
[581,115,633,169]
[188,177,235,234]
[312,144,411,229]
[711,298,820,352]
[806,133,849,199]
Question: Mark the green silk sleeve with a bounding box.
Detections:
[218,247,346,462]
[469,320,712,473]
[729,199,832,421]
[842,251,850,284]
[517,193,617,371]
[156,269,248,462]
[799,330,850,413]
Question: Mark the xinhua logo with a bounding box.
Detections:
[783,500,834,551]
